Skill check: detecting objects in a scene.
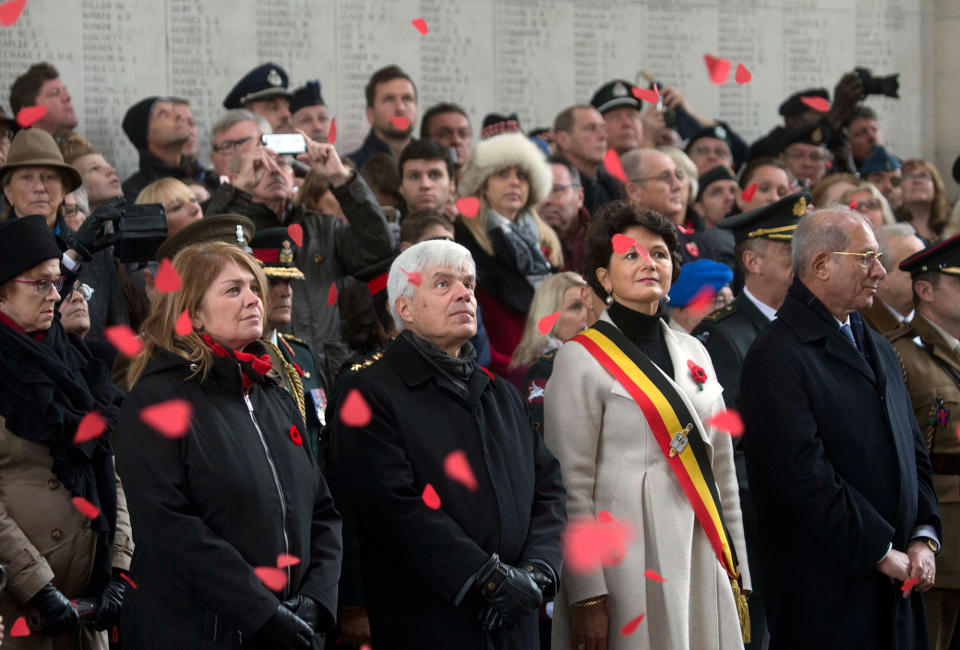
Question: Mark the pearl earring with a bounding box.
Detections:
[605,294,614,305]
[663,295,671,304]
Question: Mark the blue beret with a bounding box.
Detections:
[668,259,733,308]
[860,145,901,175]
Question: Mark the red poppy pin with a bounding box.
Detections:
[289,425,303,447]
[687,359,707,391]
[685,241,700,258]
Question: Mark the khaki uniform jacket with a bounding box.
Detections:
[0,417,132,650]
[890,312,960,590]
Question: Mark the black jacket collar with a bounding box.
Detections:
[385,333,491,403]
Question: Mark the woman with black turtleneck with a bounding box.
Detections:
[544,202,751,650]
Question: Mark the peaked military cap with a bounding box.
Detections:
[779,122,829,151]
[290,81,325,114]
[860,145,901,175]
[155,214,255,261]
[686,124,733,152]
[590,79,642,114]
[899,232,960,278]
[695,165,737,201]
[779,88,829,118]
[250,227,305,279]
[718,190,811,244]
[223,63,292,110]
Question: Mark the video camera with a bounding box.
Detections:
[854,67,899,99]
[103,202,169,265]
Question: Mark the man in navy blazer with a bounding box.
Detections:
[740,207,941,650]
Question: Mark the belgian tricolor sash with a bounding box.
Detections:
[571,320,750,642]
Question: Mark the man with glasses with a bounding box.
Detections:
[205,109,270,194]
[686,125,736,175]
[536,156,587,274]
[740,207,941,650]
[553,104,621,215]
[778,122,831,187]
[57,282,93,337]
[621,148,686,225]
[861,224,925,335]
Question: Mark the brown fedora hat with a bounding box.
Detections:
[0,128,82,192]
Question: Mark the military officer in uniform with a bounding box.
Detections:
[890,232,960,650]
[250,227,327,464]
[692,190,809,650]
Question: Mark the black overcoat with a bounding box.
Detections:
[329,334,566,650]
[740,282,941,650]
[116,345,342,649]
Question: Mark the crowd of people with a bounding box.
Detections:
[0,55,957,650]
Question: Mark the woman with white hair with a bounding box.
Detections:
[455,132,562,375]
[329,239,566,650]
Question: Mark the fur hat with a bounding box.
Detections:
[458,132,552,206]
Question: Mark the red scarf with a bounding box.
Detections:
[201,335,273,391]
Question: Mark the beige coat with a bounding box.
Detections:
[0,416,133,650]
[544,314,750,650]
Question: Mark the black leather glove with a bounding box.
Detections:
[477,602,504,631]
[281,594,333,634]
[27,583,79,636]
[67,196,124,261]
[522,559,556,600]
[474,554,542,627]
[93,575,126,631]
[254,604,315,650]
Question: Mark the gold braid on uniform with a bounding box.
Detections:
[263,340,307,423]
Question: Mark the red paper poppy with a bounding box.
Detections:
[687,359,707,390]
[289,425,303,447]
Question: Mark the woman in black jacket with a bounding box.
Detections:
[117,241,342,649]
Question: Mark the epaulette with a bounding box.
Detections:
[279,332,310,348]
[541,350,557,360]
[349,351,383,373]
[885,323,916,344]
[701,303,737,323]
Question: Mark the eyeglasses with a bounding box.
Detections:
[689,145,731,159]
[61,203,81,218]
[852,199,880,211]
[549,183,580,196]
[14,275,66,295]
[631,168,685,185]
[211,136,255,154]
[72,283,94,301]
[785,149,828,163]
[904,172,933,182]
[828,250,883,266]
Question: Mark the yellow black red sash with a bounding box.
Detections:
[571,321,741,581]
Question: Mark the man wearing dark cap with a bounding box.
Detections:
[120,96,193,202]
[553,104,621,215]
[889,233,960,650]
[421,103,473,171]
[290,81,331,143]
[687,125,736,175]
[778,122,831,187]
[665,258,733,333]
[223,62,294,133]
[590,79,644,155]
[251,227,326,464]
[861,145,903,212]
[347,65,418,168]
[694,165,739,229]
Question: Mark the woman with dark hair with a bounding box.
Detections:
[897,158,950,243]
[0,215,131,650]
[544,202,750,650]
[117,242,341,649]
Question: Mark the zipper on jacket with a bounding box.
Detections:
[243,389,291,594]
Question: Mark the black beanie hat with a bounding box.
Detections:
[0,215,62,285]
[122,96,162,150]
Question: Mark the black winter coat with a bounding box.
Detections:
[117,345,342,649]
[740,280,941,650]
[329,334,566,650]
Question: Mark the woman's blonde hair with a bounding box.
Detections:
[509,272,587,369]
[812,172,859,207]
[457,192,564,268]
[839,183,895,226]
[136,177,192,207]
[127,241,269,388]
[899,159,950,237]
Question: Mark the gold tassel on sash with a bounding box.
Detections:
[731,578,751,644]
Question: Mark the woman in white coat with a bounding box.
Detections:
[544,202,750,650]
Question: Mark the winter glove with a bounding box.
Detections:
[522,559,557,599]
[27,583,79,636]
[281,594,333,634]
[93,575,126,631]
[474,553,542,627]
[477,602,504,631]
[254,604,315,650]
[67,196,124,261]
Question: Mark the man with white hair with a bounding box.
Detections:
[861,223,926,334]
[329,240,566,649]
[740,208,941,649]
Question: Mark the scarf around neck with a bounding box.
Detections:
[487,208,552,279]
[201,334,274,390]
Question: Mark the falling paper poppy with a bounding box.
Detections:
[327,117,337,144]
[563,514,634,573]
[105,324,143,357]
[901,577,919,593]
[411,17,428,34]
[16,104,46,128]
[643,569,666,582]
[800,96,830,112]
[707,409,745,437]
[741,183,758,203]
[611,234,636,255]
[537,311,561,335]
[703,54,731,85]
[72,496,101,520]
[174,309,193,336]
[422,483,442,509]
[154,258,182,293]
[119,572,138,589]
[287,223,303,247]
[735,63,752,85]
[400,266,422,286]
[631,84,659,104]
[0,0,27,27]
[597,510,615,524]
[687,286,717,318]
[390,116,411,130]
[277,553,301,568]
[456,196,480,218]
[139,399,192,438]
[339,389,372,427]
[603,148,627,184]
[327,282,338,306]
[74,411,107,444]
[620,613,645,636]
[10,616,30,637]
[444,449,478,491]
[254,566,288,592]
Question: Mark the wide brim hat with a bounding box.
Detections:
[458,132,552,206]
[0,128,82,192]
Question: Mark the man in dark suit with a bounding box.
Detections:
[329,239,566,650]
[740,207,941,650]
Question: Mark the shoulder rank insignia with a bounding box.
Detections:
[280,333,310,348]
[702,304,736,322]
[349,351,384,372]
